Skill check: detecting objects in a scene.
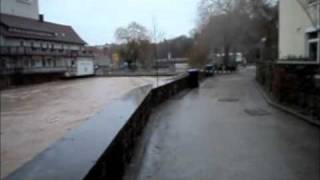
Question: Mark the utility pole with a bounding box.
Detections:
[318,0,320,63]
[151,17,165,87]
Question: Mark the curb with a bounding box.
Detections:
[254,81,320,127]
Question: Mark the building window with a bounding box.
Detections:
[31,59,35,67]
[0,59,6,68]
[24,60,29,67]
[31,41,35,50]
[42,58,46,67]
[306,31,319,61]
[47,59,51,67]
[20,41,25,47]
[308,42,318,60]
[308,31,318,39]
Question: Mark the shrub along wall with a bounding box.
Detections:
[256,62,320,123]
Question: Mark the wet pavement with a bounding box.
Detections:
[0,76,172,179]
[126,67,320,180]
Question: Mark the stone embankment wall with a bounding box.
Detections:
[85,75,192,179]
[6,71,205,180]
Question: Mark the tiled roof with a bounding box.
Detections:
[0,13,86,45]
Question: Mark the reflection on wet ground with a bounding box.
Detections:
[0,76,172,178]
[125,68,320,180]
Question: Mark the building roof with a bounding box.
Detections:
[0,13,86,45]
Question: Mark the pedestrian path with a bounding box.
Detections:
[126,67,320,180]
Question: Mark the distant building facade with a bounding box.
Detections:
[0,0,39,20]
[154,58,189,72]
[209,52,245,65]
[88,45,112,75]
[0,0,94,88]
[279,0,320,63]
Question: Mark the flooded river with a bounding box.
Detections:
[0,76,172,178]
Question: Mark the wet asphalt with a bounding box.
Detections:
[125,66,320,180]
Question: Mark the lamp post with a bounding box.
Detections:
[260,37,267,62]
[318,0,320,63]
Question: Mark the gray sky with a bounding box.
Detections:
[39,0,198,45]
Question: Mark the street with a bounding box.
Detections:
[126,66,320,180]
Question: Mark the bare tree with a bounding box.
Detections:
[114,22,152,69]
[197,0,248,65]
[193,0,278,65]
[115,22,150,43]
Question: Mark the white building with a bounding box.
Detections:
[0,0,39,19]
[0,0,94,88]
[279,0,320,64]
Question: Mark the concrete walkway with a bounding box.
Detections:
[126,67,320,180]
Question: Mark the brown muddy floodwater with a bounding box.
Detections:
[0,76,172,178]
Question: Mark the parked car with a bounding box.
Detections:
[205,64,215,76]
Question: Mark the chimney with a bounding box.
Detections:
[39,14,44,22]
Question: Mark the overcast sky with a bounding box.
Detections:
[39,0,199,45]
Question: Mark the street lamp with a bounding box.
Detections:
[260,37,267,61]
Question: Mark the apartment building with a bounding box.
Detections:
[279,0,320,63]
[0,0,94,88]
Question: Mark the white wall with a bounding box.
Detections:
[76,58,94,76]
[279,0,314,59]
[0,0,39,19]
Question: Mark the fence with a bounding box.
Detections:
[256,61,320,123]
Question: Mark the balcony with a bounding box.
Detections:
[0,47,93,57]
[21,67,68,74]
[0,66,68,75]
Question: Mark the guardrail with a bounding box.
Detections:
[5,72,203,180]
